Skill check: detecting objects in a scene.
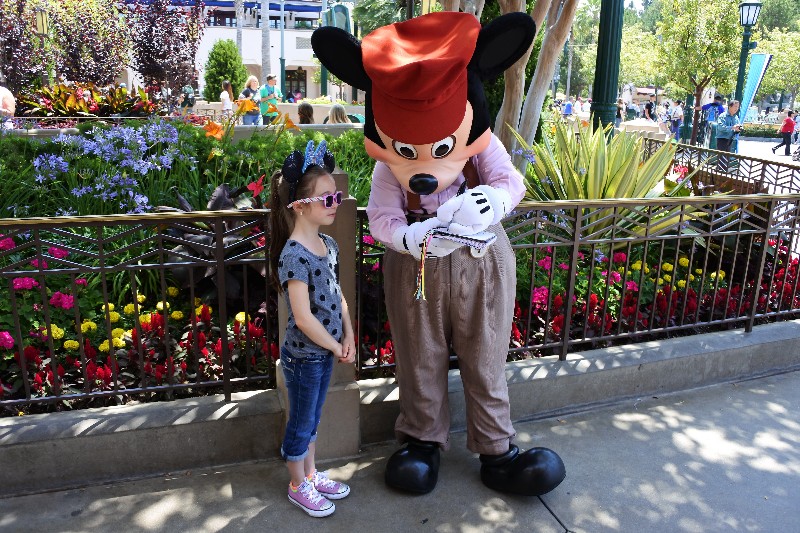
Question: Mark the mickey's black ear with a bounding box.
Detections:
[322,152,335,174]
[311,27,371,91]
[470,12,536,82]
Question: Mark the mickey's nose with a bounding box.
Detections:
[409,174,438,195]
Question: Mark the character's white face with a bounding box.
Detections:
[364,102,491,195]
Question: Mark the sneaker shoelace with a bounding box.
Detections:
[299,482,325,505]
[314,472,338,490]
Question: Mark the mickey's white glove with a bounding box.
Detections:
[436,185,512,235]
[392,217,462,260]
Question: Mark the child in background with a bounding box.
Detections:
[220,80,233,119]
[268,141,355,518]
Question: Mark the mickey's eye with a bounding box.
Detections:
[392,141,418,160]
[431,136,455,159]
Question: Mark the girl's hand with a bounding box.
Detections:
[339,335,356,364]
[331,343,343,361]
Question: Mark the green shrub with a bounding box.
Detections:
[202,39,248,102]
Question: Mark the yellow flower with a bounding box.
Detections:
[617,266,625,274]
[678,257,689,268]
[689,274,696,282]
[170,311,184,321]
[677,280,686,289]
[111,328,125,338]
[644,266,650,274]
[631,261,642,271]
[194,297,202,306]
[657,278,664,285]
[167,286,179,297]
[661,262,673,272]
[108,311,120,323]
[80,320,97,334]
[139,314,151,325]
[663,274,672,283]
[156,301,170,312]
[49,324,65,340]
[123,303,136,315]
[112,337,125,348]
[63,339,80,351]
[235,312,249,324]
[137,294,146,304]
[710,270,726,280]
[695,269,703,275]
[98,340,110,352]
[101,303,115,312]
[717,270,725,280]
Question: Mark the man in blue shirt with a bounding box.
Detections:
[715,100,742,171]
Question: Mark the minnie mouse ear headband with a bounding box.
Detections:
[281,140,336,207]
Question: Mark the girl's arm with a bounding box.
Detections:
[340,296,356,363]
[287,280,342,359]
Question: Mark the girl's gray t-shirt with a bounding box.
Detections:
[278,234,343,357]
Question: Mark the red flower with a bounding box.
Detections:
[247,174,266,197]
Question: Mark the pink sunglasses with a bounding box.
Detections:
[287,191,343,209]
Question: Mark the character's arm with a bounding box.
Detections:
[436,135,524,234]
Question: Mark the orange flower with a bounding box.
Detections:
[235,98,258,114]
[283,115,300,131]
[203,121,224,140]
[266,103,278,114]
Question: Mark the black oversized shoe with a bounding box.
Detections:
[385,438,440,494]
[480,445,565,496]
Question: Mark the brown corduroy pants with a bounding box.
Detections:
[383,223,516,455]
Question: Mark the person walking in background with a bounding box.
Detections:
[220,80,233,120]
[298,102,315,124]
[772,110,795,156]
[238,75,262,126]
[670,100,684,140]
[268,141,355,517]
[562,96,574,117]
[615,98,624,128]
[326,104,351,124]
[179,83,195,116]
[0,84,15,130]
[644,93,657,121]
[259,74,283,125]
[716,100,742,171]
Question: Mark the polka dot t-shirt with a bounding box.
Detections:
[278,233,343,357]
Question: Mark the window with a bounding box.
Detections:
[286,69,307,100]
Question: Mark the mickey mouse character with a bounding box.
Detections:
[312,12,565,496]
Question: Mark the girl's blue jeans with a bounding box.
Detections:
[280,347,334,462]
[241,113,259,126]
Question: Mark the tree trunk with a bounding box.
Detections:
[689,84,706,145]
[517,0,580,154]
[442,0,460,11]
[493,0,550,148]
[261,0,271,81]
[565,30,572,99]
[236,0,244,55]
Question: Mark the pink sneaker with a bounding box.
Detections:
[311,470,351,500]
[288,480,335,517]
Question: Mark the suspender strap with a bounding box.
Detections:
[405,158,480,213]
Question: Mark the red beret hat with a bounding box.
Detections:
[361,12,480,145]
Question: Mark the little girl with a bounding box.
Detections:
[268,141,356,518]
[220,80,233,119]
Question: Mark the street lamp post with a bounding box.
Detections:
[734,0,762,105]
[33,8,49,88]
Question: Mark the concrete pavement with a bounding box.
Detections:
[1,370,798,533]
[736,138,798,164]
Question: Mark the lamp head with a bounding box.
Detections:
[738,0,762,27]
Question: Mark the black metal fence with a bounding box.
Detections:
[0,211,278,414]
[355,194,800,376]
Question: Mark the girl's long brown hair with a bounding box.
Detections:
[222,80,233,102]
[268,165,330,292]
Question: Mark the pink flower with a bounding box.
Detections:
[74,278,88,286]
[49,291,75,310]
[537,256,552,271]
[0,331,14,349]
[362,235,376,245]
[12,277,39,290]
[610,271,622,283]
[577,251,585,260]
[48,247,69,259]
[626,281,639,291]
[0,237,15,251]
[612,252,627,264]
[30,259,48,269]
[558,262,569,270]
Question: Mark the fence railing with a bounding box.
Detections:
[355,193,800,375]
[0,211,279,414]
